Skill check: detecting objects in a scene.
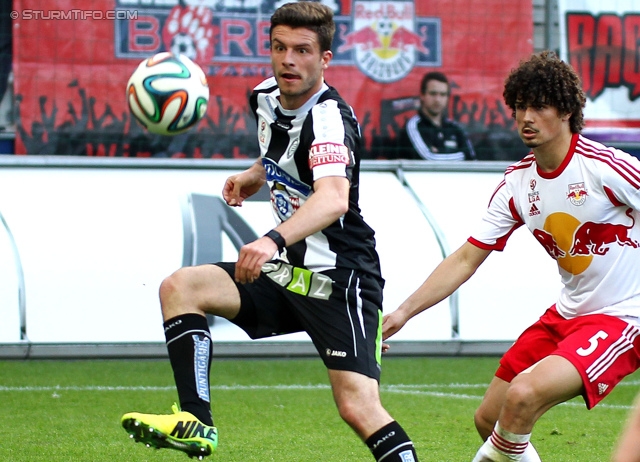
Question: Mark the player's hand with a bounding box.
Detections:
[223,173,261,207]
[234,237,278,284]
[222,175,254,207]
[382,309,408,341]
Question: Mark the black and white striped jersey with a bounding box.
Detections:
[250,77,381,279]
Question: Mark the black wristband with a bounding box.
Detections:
[264,229,286,253]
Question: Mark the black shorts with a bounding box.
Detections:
[215,261,384,381]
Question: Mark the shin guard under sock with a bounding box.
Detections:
[366,421,418,461]
[164,313,214,426]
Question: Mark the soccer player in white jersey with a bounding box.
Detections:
[121,2,419,461]
[383,50,640,461]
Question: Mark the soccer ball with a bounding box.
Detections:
[126,52,209,136]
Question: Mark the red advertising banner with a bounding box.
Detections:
[12,0,533,159]
[560,1,640,127]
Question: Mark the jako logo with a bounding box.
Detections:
[164,319,182,332]
[373,430,396,450]
[325,349,347,357]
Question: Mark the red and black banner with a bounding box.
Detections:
[12,0,533,159]
[560,0,640,134]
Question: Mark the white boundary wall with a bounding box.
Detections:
[0,158,561,352]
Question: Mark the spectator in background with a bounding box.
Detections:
[394,71,476,160]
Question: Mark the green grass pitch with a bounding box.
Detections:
[0,357,637,461]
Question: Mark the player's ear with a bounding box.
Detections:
[561,112,571,122]
[321,50,333,69]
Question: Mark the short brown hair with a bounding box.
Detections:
[270,1,336,53]
[503,50,586,133]
[420,71,449,95]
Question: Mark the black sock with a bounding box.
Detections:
[164,313,214,426]
[365,421,418,462]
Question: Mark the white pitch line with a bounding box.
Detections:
[0,383,634,410]
[386,383,488,389]
[618,380,640,386]
[0,383,484,392]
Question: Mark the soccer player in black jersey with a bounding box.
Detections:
[121,2,419,461]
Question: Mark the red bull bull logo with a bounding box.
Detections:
[340,1,440,83]
[534,209,639,268]
[338,25,383,52]
[533,228,566,259]
[569,208,639,256]
[389,25,430,55]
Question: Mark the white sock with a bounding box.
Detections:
[471,422,531,461]
[522,443,541,462]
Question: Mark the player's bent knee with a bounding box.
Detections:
[338,399,390,434]
[159,267,201,311]
[504,379,537,414]
[336,399,376,428]
[335,399,359,425]
[161,266,207,292]
[159,270,186,298]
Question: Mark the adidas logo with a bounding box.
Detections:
[171,420,217,440]
[529,203,540,216]
[598,383,609,395]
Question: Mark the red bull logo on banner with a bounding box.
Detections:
[338,0,439,82]
[115,0,439,80]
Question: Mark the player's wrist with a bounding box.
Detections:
[264,229,286,253]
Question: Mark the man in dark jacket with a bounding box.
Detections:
[395,71,476,161]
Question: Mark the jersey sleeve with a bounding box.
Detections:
[468,179,524,251]
[598,148,640,209]
[250,77,278,126]
[308,100,353,181]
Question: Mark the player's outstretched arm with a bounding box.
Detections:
[383,241,491,340]
[223,159,266,207]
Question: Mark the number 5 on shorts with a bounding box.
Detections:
[576,330,608,356]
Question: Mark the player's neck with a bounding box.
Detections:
[533,131,574,173]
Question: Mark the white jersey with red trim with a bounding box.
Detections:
[470,134,640,325]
